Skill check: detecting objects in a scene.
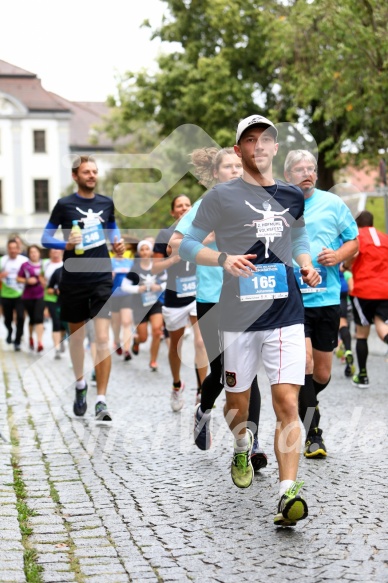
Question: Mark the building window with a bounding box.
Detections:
[34,180,49,212]
[33,130,46,153]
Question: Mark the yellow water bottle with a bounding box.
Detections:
[71,220,84,255]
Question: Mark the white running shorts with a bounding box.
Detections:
[222,324,305,392]
[162,301,197,332]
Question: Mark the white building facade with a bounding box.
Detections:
[0,60,115,249]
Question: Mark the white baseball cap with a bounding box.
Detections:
[236,115,278,143]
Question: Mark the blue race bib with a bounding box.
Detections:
[82,223,105,250]
[239,264,288,301]
[176,275,197,298]
[141,291,159,307]
[293,266,327,294]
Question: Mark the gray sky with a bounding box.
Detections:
[1,0,170,102]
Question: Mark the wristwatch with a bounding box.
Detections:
[217,252,228,267]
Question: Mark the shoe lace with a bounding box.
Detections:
[233,450,248,470]
[284,480,304,499]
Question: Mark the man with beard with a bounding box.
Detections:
[42,156,125,422]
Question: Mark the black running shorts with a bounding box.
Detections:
[350,297,388,326]
[304,305,340,352]
[59,282,112,323]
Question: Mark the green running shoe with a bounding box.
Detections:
[352,373,370,388]
[231,428,253,489]
[274,481,308,527]
[335,341,345,359]
[344,350,355,377]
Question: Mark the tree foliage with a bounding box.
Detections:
[264,0,388,185]
[102,0,388,199]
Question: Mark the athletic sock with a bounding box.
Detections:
[299,374,316,432]
[356,338,368,372]
[173,381,181,389]
[76,380,86,390]
[96,395,106,404]
[339,325,352,351]
[235,433,249,451]
[279,480,295,498]
[313,377,330,395]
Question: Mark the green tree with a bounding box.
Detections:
[264,0,388,187]
[104,0,388,192]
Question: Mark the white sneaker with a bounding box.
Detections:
[170,383,185,412]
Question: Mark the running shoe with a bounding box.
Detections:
[124,351,132,361]
[231,428,254,489]
[149,361,158,372]
[115,345,123,356]
[37,344,44,353]
[132,338,140,356]
[90,370,97,386]
[170,383,185,412]
[54,350,61,360]
[304,428,327,458]
[29,337,34,350]
[14,343,21,352]
[6,331,12,344]
[274,481,308,527]
[95,401,112,422]
[352,373,370,388]
[73,384,88,417]
[335,341,345,359]
[193,404,212,450]
[251,436,268,471]
[344,350,355,377]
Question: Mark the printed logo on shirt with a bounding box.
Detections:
[244,200,290,259]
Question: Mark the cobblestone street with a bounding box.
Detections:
[0,324,387,582]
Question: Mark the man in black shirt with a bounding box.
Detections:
[42,156,125,422]
[180,115,320,526]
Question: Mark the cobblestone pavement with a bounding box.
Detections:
[0,323,387,583]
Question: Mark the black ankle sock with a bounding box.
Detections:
[173,381,181,389]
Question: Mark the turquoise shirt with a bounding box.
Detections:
[175,200,223,303]
[295,188,358,307]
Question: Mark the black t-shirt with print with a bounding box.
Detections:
[154,224,196,308]
[193,178,305,332]
[48,193,115,285]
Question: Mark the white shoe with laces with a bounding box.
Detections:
[170,383,185,412]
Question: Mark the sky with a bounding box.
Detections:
[1,0,170,102]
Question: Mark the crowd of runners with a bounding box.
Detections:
[1,115,388,528]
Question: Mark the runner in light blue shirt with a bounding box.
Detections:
[285,150,358,459]
[170,146,267,471]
